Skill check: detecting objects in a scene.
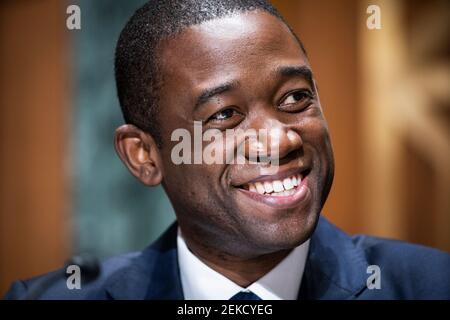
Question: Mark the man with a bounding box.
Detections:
[5,0,450,300]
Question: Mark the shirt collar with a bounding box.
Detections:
[177,229,309,300]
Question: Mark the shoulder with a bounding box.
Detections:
[3,251,141,300]
[4,222,179,300]
[352,234,450,299]
[4,223,179,300]
[310,217,450,299]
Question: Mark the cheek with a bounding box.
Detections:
[162,162,237,230]
[162,159,221,203]
[300,114,332,150]
[162,164,209,219]
[300,117,334,183]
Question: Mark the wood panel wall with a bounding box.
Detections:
[0,0,70,296]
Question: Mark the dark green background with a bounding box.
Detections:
[72,0,175,259]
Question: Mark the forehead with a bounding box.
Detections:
[159,11,308,103]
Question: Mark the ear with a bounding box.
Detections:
[114,124,163,186]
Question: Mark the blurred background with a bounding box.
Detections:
[0,0,449,296]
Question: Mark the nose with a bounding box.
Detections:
[244,121,303,163]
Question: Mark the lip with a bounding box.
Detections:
[237,173,311,210]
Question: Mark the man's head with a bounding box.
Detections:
[114,0,334,259]
[115,0,305,144]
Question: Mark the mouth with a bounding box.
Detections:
[236,168,311,209]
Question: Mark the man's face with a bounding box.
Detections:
[156,11,334,257]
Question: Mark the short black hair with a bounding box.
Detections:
[115,0,306,145]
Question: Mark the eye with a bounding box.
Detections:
[208,108,238,122]
[279,90,314,109]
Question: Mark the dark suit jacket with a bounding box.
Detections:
[4,217,450,300]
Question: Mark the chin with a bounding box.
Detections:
[239,206,320,254]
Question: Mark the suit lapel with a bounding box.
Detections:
[298,216,369,300]
[105,223,184,300]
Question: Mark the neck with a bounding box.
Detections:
[181,230,291,287]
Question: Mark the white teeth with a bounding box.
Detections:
[283,178,294,190]
[245,173,303,195]
[255,182,265,194]
[272,180,284,192]
[263,181,273,193]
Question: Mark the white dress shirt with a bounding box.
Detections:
[177,229,309,300]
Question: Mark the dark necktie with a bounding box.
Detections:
[229,291,262,300]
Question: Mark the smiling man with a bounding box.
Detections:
[5,0,450,300]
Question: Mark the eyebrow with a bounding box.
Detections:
[276,65,315,91]
[194,81,237,111]
[193,65,315,111]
